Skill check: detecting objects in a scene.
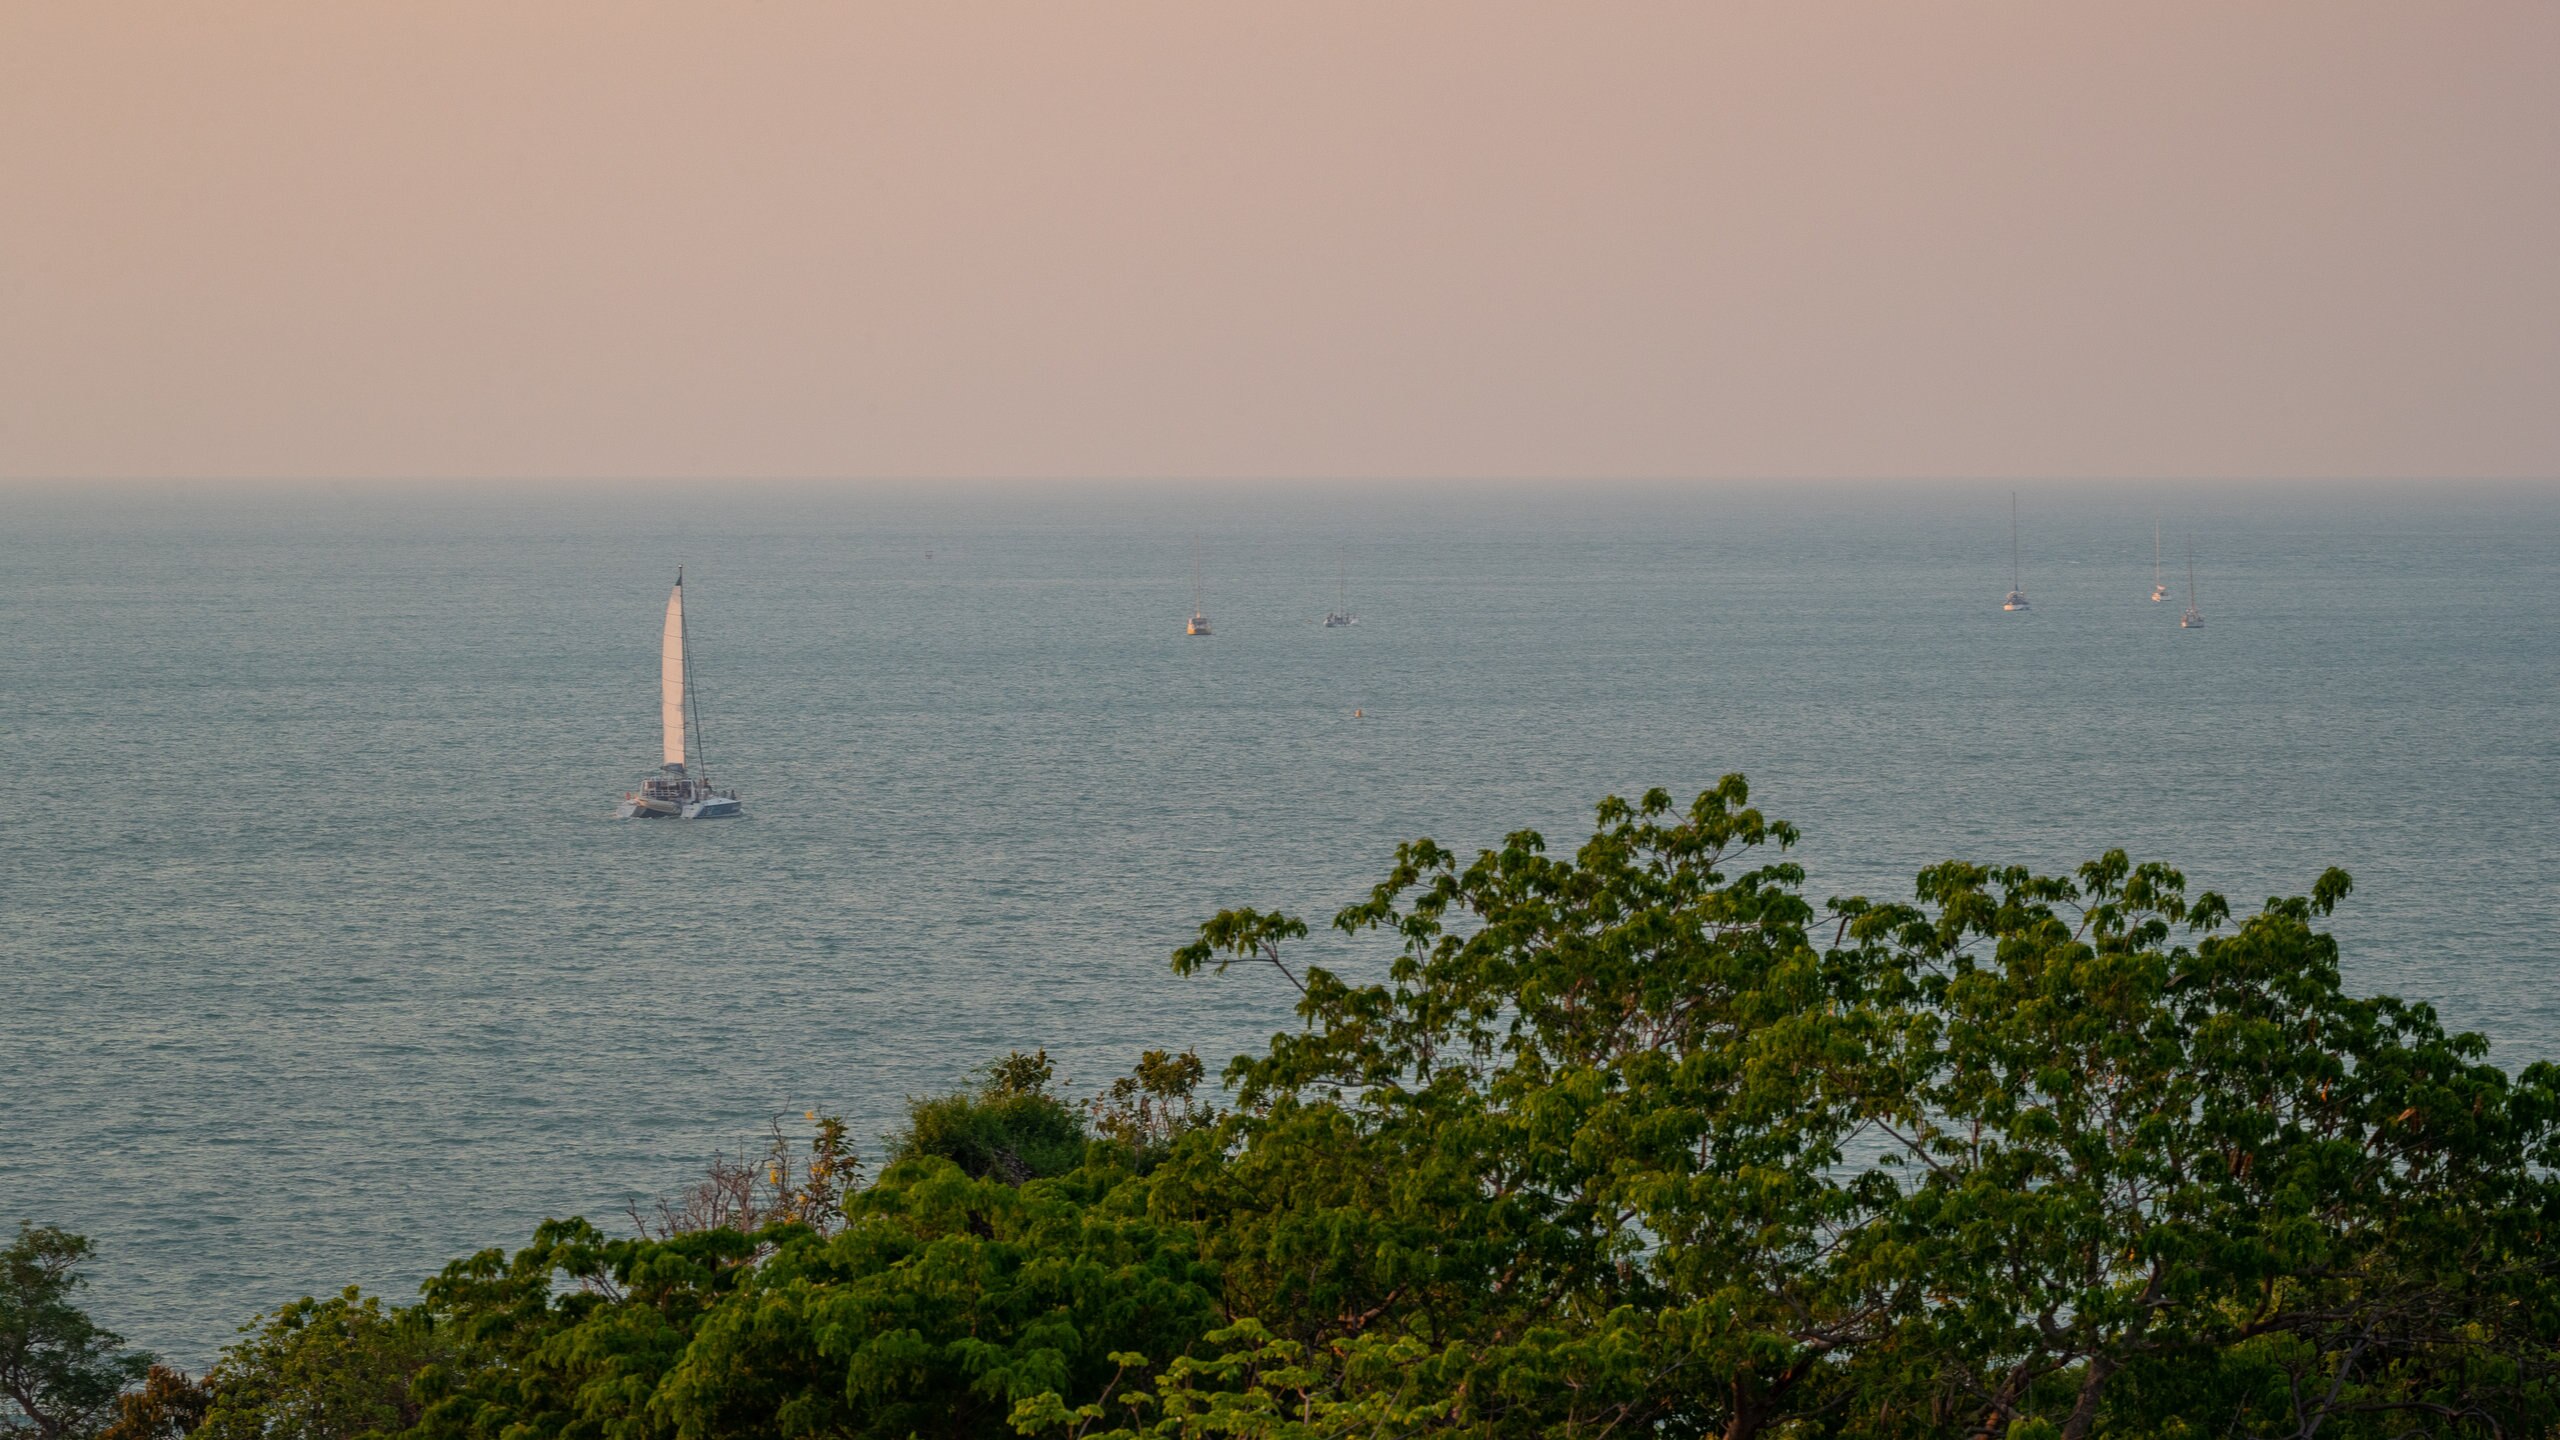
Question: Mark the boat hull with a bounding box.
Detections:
[618,770,742,820]
[616,797,743,819]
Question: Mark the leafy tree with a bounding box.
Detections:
[1,1224,150,1440]
[1834,854,2560,1438]
[651,1161,1218,1440]
[97,1366,208,1440]
[1158,778,1897,1438]
[1086,1051,1218,1171]
[406,1157,1219,1440]
[195,1290,449,1440]
[399,1075,1210,1440]
[1027,781,2560,1439]
[891,1050,1090,1184]
[406,1217,764,1440]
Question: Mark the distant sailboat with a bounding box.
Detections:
[2179,539,2205,630]
[616,569,743,819]
[1186,537,1212,636]
[2002,492,2031,611]
[1322,550,1357,628]
[2150,520,2171,602]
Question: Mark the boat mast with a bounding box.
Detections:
[678,566,714,789]
[2011,491,2021,592]
[2186,538,2198,610]
[1191,536,1204,618]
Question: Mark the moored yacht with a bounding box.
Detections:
[1322,550,1357,628]
[2179,540,2205,629]
[617,569,743,819]
[1186,537,1213,636]
[2002,491,2031,611]
[2151,520,2171,602]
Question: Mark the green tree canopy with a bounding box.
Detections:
[1,1224,152,1440]
[70,778,2560,1440]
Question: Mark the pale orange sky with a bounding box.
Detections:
[4,2,2555,481]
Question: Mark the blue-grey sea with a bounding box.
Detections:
[3,480,2555,1365]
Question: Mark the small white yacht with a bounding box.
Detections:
[2150,521,2171,602]
[2001,491,2031,611]
[2179,541,2204,630]
[1322,551,1357,628]
[1186,537,1212,636]
[617,569,743,819]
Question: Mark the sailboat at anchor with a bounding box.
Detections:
[1186,536,1213,636]
[1322,549,1357,628]
[616,568,743,819]
[2001,491,2031,611]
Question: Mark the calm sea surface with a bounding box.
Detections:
[3,480,2555,1363]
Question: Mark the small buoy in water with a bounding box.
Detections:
[1353,709,1364,718]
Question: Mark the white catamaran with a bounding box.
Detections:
[617,569,743,819]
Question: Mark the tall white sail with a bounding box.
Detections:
[660,580,686,767]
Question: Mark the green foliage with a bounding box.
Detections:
[651,1160,1218,1440]
[891,1051,1091,1185]
[65,778,2560,1440]
[1834,852,2560,1437]
[98,1367,208,1440]
[401,1159,1218,1440]
[1007,1320,1457,1440]
[1,1224,151,1440]
[408,1215,789,1440]
[987,1051,1060,1099]
[1119,780,2560,1438]
[1086,1052,1217,1170]
[196,1290,449,1440]
[1144,778,1893,1437]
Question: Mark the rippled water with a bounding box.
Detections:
[3,480,2554,1364]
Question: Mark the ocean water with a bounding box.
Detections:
[3,480,2555,1365]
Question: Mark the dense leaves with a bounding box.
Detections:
[195,1290,448,1440]
[890,1052,1092,1185]
[2,1225,152,1440]
[45,779,2560,1438]
[1838,856,2560,1437]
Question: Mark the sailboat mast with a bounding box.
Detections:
[2011,492,2021,591]
[2187,539,2197,607]
[678,568,713,788]
[2154,521,2162,584]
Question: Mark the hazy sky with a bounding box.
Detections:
[4,2,2555,481]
